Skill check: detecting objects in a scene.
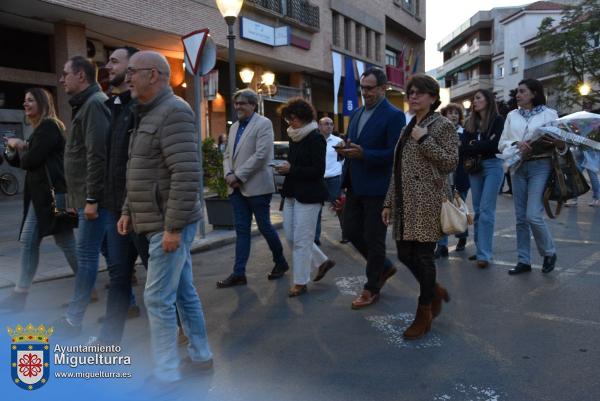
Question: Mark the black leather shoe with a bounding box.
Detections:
[378,267,397,289]
[508,263,532,275]
[216,274,247,288]
[468,254,477,261]
[455,238,467,252]
[267,263,289,280]
[434,245,449,259]
[542,254,557,273]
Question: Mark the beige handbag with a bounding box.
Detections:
[441,190,473,235]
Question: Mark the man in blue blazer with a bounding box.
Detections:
[337,67,406,309]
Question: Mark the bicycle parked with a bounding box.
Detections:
[0,171,18,196]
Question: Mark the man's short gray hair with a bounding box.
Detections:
[233,89,258,106]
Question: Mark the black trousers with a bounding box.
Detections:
[343,190,393,294]
[396,240,436,305]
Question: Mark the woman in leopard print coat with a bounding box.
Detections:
[382,74,458,340]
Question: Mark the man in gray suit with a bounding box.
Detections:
[216,89,289,288]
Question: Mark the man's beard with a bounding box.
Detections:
[110,72,126,87]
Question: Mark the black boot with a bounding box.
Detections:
[455,238,467,252]
[542,254,557,273]
[267,263,289,280]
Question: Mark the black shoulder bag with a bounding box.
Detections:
[45,165,79,230]
[543,149,590,219]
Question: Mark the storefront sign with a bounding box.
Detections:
[240,17,290,47]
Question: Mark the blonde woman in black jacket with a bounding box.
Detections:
[0,88,77,312]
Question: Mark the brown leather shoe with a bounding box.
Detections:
[378,267,397,289]
[288,284,307,297]
[313,259,336,282]
[403,304,432,340]
[351,289,380,309]
[477,260,489,269]
[431,284,450,319]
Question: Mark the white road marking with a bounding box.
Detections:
[334,276,366,296]
[434,383,502,401]
[446,256,562,271]
[365,313,442,349]
[525,312,600,329]
[497,234,600,245]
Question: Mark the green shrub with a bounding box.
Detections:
[202,137,228,198]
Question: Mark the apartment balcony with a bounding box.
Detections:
[449,75,493,100]
[245,0,283,13]
[386,65,405,88]
[523,60,560,81]
[438,42,492,79]
[245,0,320,31]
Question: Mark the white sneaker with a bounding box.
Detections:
[564,199,578,207]
[589,199,600,207]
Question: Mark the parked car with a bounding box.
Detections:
[273,141,289,192]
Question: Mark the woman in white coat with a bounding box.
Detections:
[498,79,565,275]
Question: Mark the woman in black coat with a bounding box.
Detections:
[275,98,335,297]
[0,88,77,311]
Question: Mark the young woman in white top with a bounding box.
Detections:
[498,79,565,275]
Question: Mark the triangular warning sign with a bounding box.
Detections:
[182,29,209,75]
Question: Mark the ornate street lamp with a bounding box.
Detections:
[239,68,255,86]
[216,0,244,123]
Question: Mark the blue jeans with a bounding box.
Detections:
[65,207,108,326]
[17,193,77,290]
[315,175,342,242]
[512,159,556,264]
[437,190,469,247]
[98,211,139,344]
[144,222,212,382]
[469,158,504,262]
[229,189,287,276]
[585,169,600,199]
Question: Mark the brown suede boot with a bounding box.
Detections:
[403,304,432,340]
[431,284,450,319]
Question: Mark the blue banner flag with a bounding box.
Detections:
[343,56,359,116]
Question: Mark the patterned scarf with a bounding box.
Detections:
[518,105,545,120]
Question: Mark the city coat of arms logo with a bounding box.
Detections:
[7,323,53,390]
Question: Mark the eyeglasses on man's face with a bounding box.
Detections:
[359,84,381,92]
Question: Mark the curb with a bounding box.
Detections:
[191,221,283,253]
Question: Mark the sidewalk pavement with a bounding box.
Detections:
[0,193,283,289]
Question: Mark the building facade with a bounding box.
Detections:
[0,0,425,145]
[436,7,519,107]
[436,1,579,114]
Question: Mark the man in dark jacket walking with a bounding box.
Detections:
[55,55,110,336]
[336,67,405,309]
[117,51,212,383]
[90,46,146,346]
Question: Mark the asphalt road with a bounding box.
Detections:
[1,192,599,401]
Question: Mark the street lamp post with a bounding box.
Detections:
[578,82,591,111]
[216,0,244,124]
